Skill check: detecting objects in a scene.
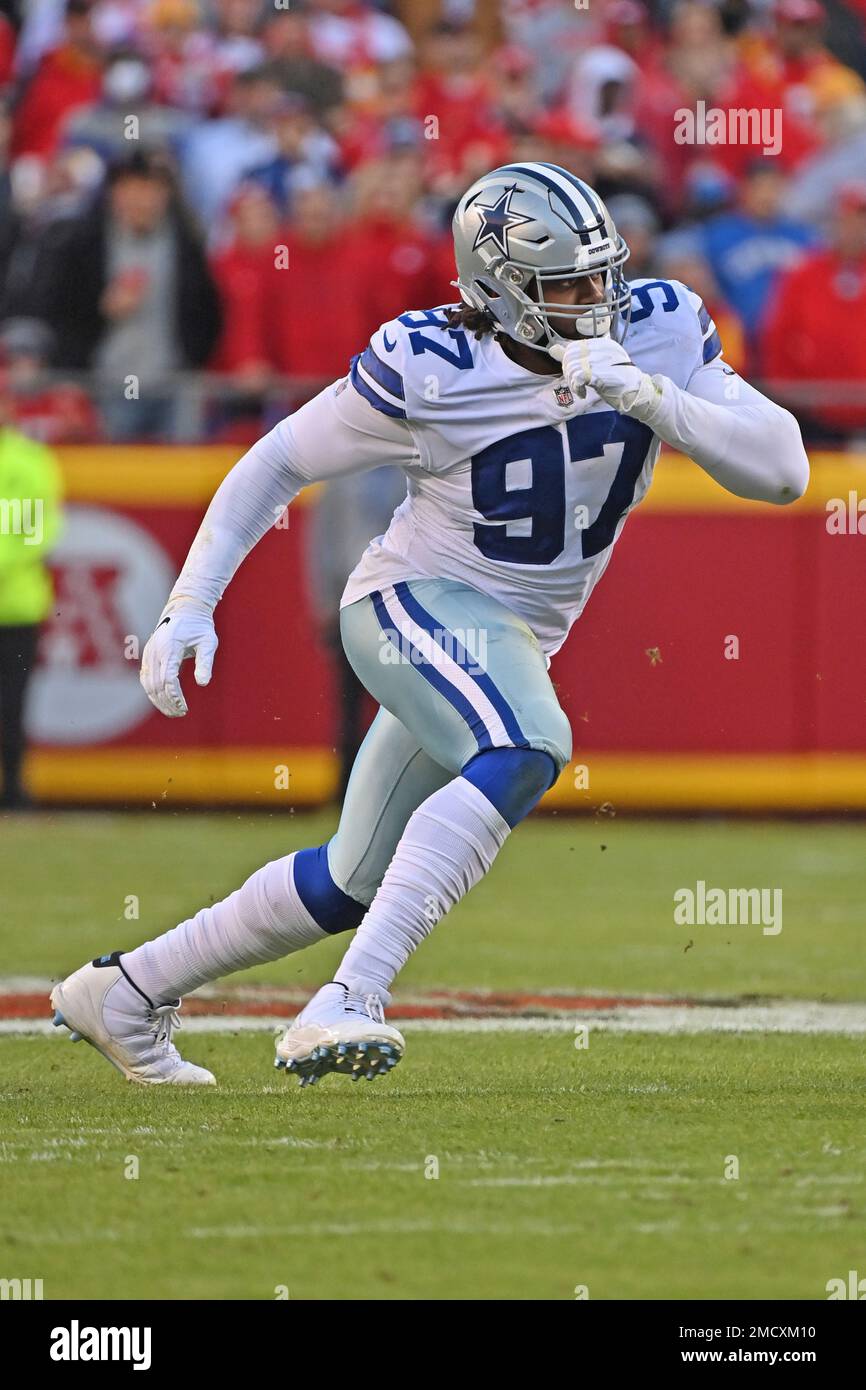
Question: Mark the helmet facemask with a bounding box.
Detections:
[459,237,631,351]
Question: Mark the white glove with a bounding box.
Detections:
[550,337,663,418]
[140,597,218,718]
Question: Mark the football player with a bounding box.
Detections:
[51,164,809,1085]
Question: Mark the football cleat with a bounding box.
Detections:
[49,952,215,1086]
[274,982,404,1087]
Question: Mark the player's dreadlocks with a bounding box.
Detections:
[444,304,498,339]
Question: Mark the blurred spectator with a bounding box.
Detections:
[0,375,63,809]
[208,182,281,442]
[0,9,14,85]
[703,161,819,340]
[210,186,276,380]
[181,66,283,224]
[631,3,737,213]
[606,193,660,279]
[64,46,195,161]
[42,151,221,439]
[268,180,363,381]
[246,93,341,218]
[485,44,540,137]
[0,318,102,443]
[349,152,448,337]
[501,0,588,105]
[208,0,266,76]
[334,56,424,174]
[762,181,866,437]
[13,0,70,79]
[568,42,638,143]
[783,92,866,227]
[308,0,413,93]
[0,0,861,444]
[0,146,106,326]
[655,228,747,375]
[11,0,104,159]
[413,22,493,181]
[602,0,667,80]
[145,0,232,117]
[526,110,599,187]
[0,98,15,287]
[772,0,864,125]
[263,8,345,119]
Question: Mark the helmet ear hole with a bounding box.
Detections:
[477,277,501,299]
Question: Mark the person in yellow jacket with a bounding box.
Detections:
[0,379,63,809]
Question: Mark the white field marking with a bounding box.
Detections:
[182,1217,675,1242]
[0,976,65,992]
[6,1000,866,1036]
[465,1175,631,1188]
[464,1173,699,1189]
[2,1219,640,1245]
[7,1212,835,1248]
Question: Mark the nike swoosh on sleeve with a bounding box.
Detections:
[382,331,396,352]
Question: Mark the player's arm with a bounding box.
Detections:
[141,380,417,717]
[554,338,810,506]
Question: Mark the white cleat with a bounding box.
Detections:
[50,952,215,1086]
[274,982,404,1088]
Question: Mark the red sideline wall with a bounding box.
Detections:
[25,447,866,811]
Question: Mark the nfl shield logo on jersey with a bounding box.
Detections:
[554,383,574,407]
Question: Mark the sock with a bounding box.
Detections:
[121,847,363,1004]
[335,775,511,997]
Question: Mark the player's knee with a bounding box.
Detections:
[292,844,366,935]
[462,746,557,828]
[552,711,573,774]
[524,700,572,777]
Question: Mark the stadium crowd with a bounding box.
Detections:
[1,0,866,444]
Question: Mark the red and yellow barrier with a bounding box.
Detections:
[27,446,866,811]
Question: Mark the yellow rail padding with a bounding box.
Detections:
[26,747,866,810]
[54,447,866,514]
[55,447,320,507]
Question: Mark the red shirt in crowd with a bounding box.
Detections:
[267,233,365,380]
[350,215,453,340]
[11,385,102,444]
[210,242,274,374]
[11,44,103,157]
[761,249,866,432]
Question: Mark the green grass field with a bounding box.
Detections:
[1,811,864,1300]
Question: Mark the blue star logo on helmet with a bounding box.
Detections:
[471,186,533,258]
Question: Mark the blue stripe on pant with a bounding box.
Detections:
[391,581,528,749]
[370,587,496,755]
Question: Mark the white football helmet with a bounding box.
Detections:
[452,162,631,350]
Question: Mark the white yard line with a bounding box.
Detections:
[4,1001,866,1035]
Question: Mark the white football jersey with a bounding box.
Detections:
[338,279,721,657]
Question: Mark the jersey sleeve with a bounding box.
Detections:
[282,370,419,482]
[167,377,417,610]
[680,283,724,372]
[348,320,413,422]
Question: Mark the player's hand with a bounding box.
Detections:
[549,336,662,417]
[140,598,218,718]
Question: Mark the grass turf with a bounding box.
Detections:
[0,812,863,1300]
[2,1031,864,1301]
[0,810,863,998]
